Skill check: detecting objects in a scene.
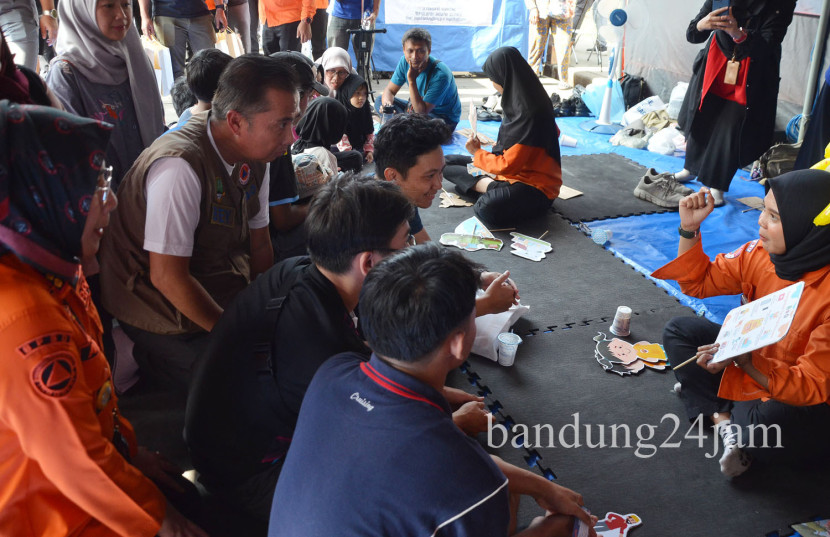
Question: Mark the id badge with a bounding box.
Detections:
[724,60,740,85]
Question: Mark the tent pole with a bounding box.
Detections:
[799,0,830,143]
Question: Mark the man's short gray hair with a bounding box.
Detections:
[212,54,299,120]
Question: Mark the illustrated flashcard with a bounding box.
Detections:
[439,190,473,208]
[593,333,667,377]
[455,217,495,238]
[713,281,805,363]
[593,512,642,537]
[439,233,503,252]
[509,232,552,262]
[792,518,830,537]
[456,128,496,146]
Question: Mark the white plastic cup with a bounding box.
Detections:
[592,229,613,245]
[497,332,523,366]
[560,134,578,148]
[609,306,632,337]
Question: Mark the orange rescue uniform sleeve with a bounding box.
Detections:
[0,303,165,536]
[653,239,830,406]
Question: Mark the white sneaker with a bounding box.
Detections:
[717,421,751,477]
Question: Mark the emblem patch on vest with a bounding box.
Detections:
[210,204,235,227]
[239,163,251,186]
[215,177,226,202]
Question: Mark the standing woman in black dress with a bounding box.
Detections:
[677,0,796,206]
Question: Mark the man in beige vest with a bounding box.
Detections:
[100,55,300,388]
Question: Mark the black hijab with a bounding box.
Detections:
[0,100,112,282]
[482,47,560,160]
[293,97,349,154]
[766,169,830,281]
[335,74,374,149]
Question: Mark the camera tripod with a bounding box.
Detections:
[345,26,387,97]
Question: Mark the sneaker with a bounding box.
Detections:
[633,175,686,208]
[664,175,694,196]
[483,94,500,111]
[717,421,751,477]
[644,168,694,197]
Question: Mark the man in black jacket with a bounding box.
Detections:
[185,176,413,520]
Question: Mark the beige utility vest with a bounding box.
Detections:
[100,112,266,335]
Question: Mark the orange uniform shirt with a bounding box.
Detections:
[652,239,830,406]
[0,254,165,537]
[260,0,316,28]
[473,143,562,200]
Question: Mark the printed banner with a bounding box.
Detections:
[384,0,494,27]
[796,0,822,16]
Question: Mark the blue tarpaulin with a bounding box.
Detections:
[443,117,765,323]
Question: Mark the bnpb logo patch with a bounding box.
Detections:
[32,353,77,397]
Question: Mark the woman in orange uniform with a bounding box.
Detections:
[444,46,562,228]
[0,102,205,537]
[654,169,830,478]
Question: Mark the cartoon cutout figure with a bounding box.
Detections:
[594,512,642,537]
[593,333,667,376]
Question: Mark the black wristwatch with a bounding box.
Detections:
[215,3,225,9]
[678,225,699,239]
[303,17,313,24]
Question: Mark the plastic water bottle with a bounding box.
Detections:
[362,9,372,30]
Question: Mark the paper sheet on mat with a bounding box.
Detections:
[472,302,530,361]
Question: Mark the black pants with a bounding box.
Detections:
[310,8,327,60]
[663,316,830,465]
[247,0,260,53]
[443,158,552,228]
[120,322,210,390]
[262,21,300,54]
[795,81,830,170]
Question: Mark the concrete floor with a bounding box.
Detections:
[161,27,610,124]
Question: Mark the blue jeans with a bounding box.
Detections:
[373,95,457,131]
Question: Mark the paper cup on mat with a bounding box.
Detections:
[560,134,578,148]
[497,332,523,366]
[609,306,632,337]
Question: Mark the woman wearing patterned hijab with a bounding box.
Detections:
[655,170,830,478]
[46,0,164,190]
[0,101,206,537]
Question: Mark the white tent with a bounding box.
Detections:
[622,0,830,134]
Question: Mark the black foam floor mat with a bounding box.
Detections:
[447,307,830,536]
[419,193,681,326]
[555,153,675,223]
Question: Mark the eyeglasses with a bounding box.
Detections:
[96,164,113,203]
[326,69,349,79]
[374,234,416,255]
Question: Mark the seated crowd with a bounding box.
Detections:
[1,1,829,536]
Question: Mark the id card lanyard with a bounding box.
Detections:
[724,47,740,85]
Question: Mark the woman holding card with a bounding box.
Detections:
[675,0,797,206]
[654,169,830,477]
[443,46,561,228]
